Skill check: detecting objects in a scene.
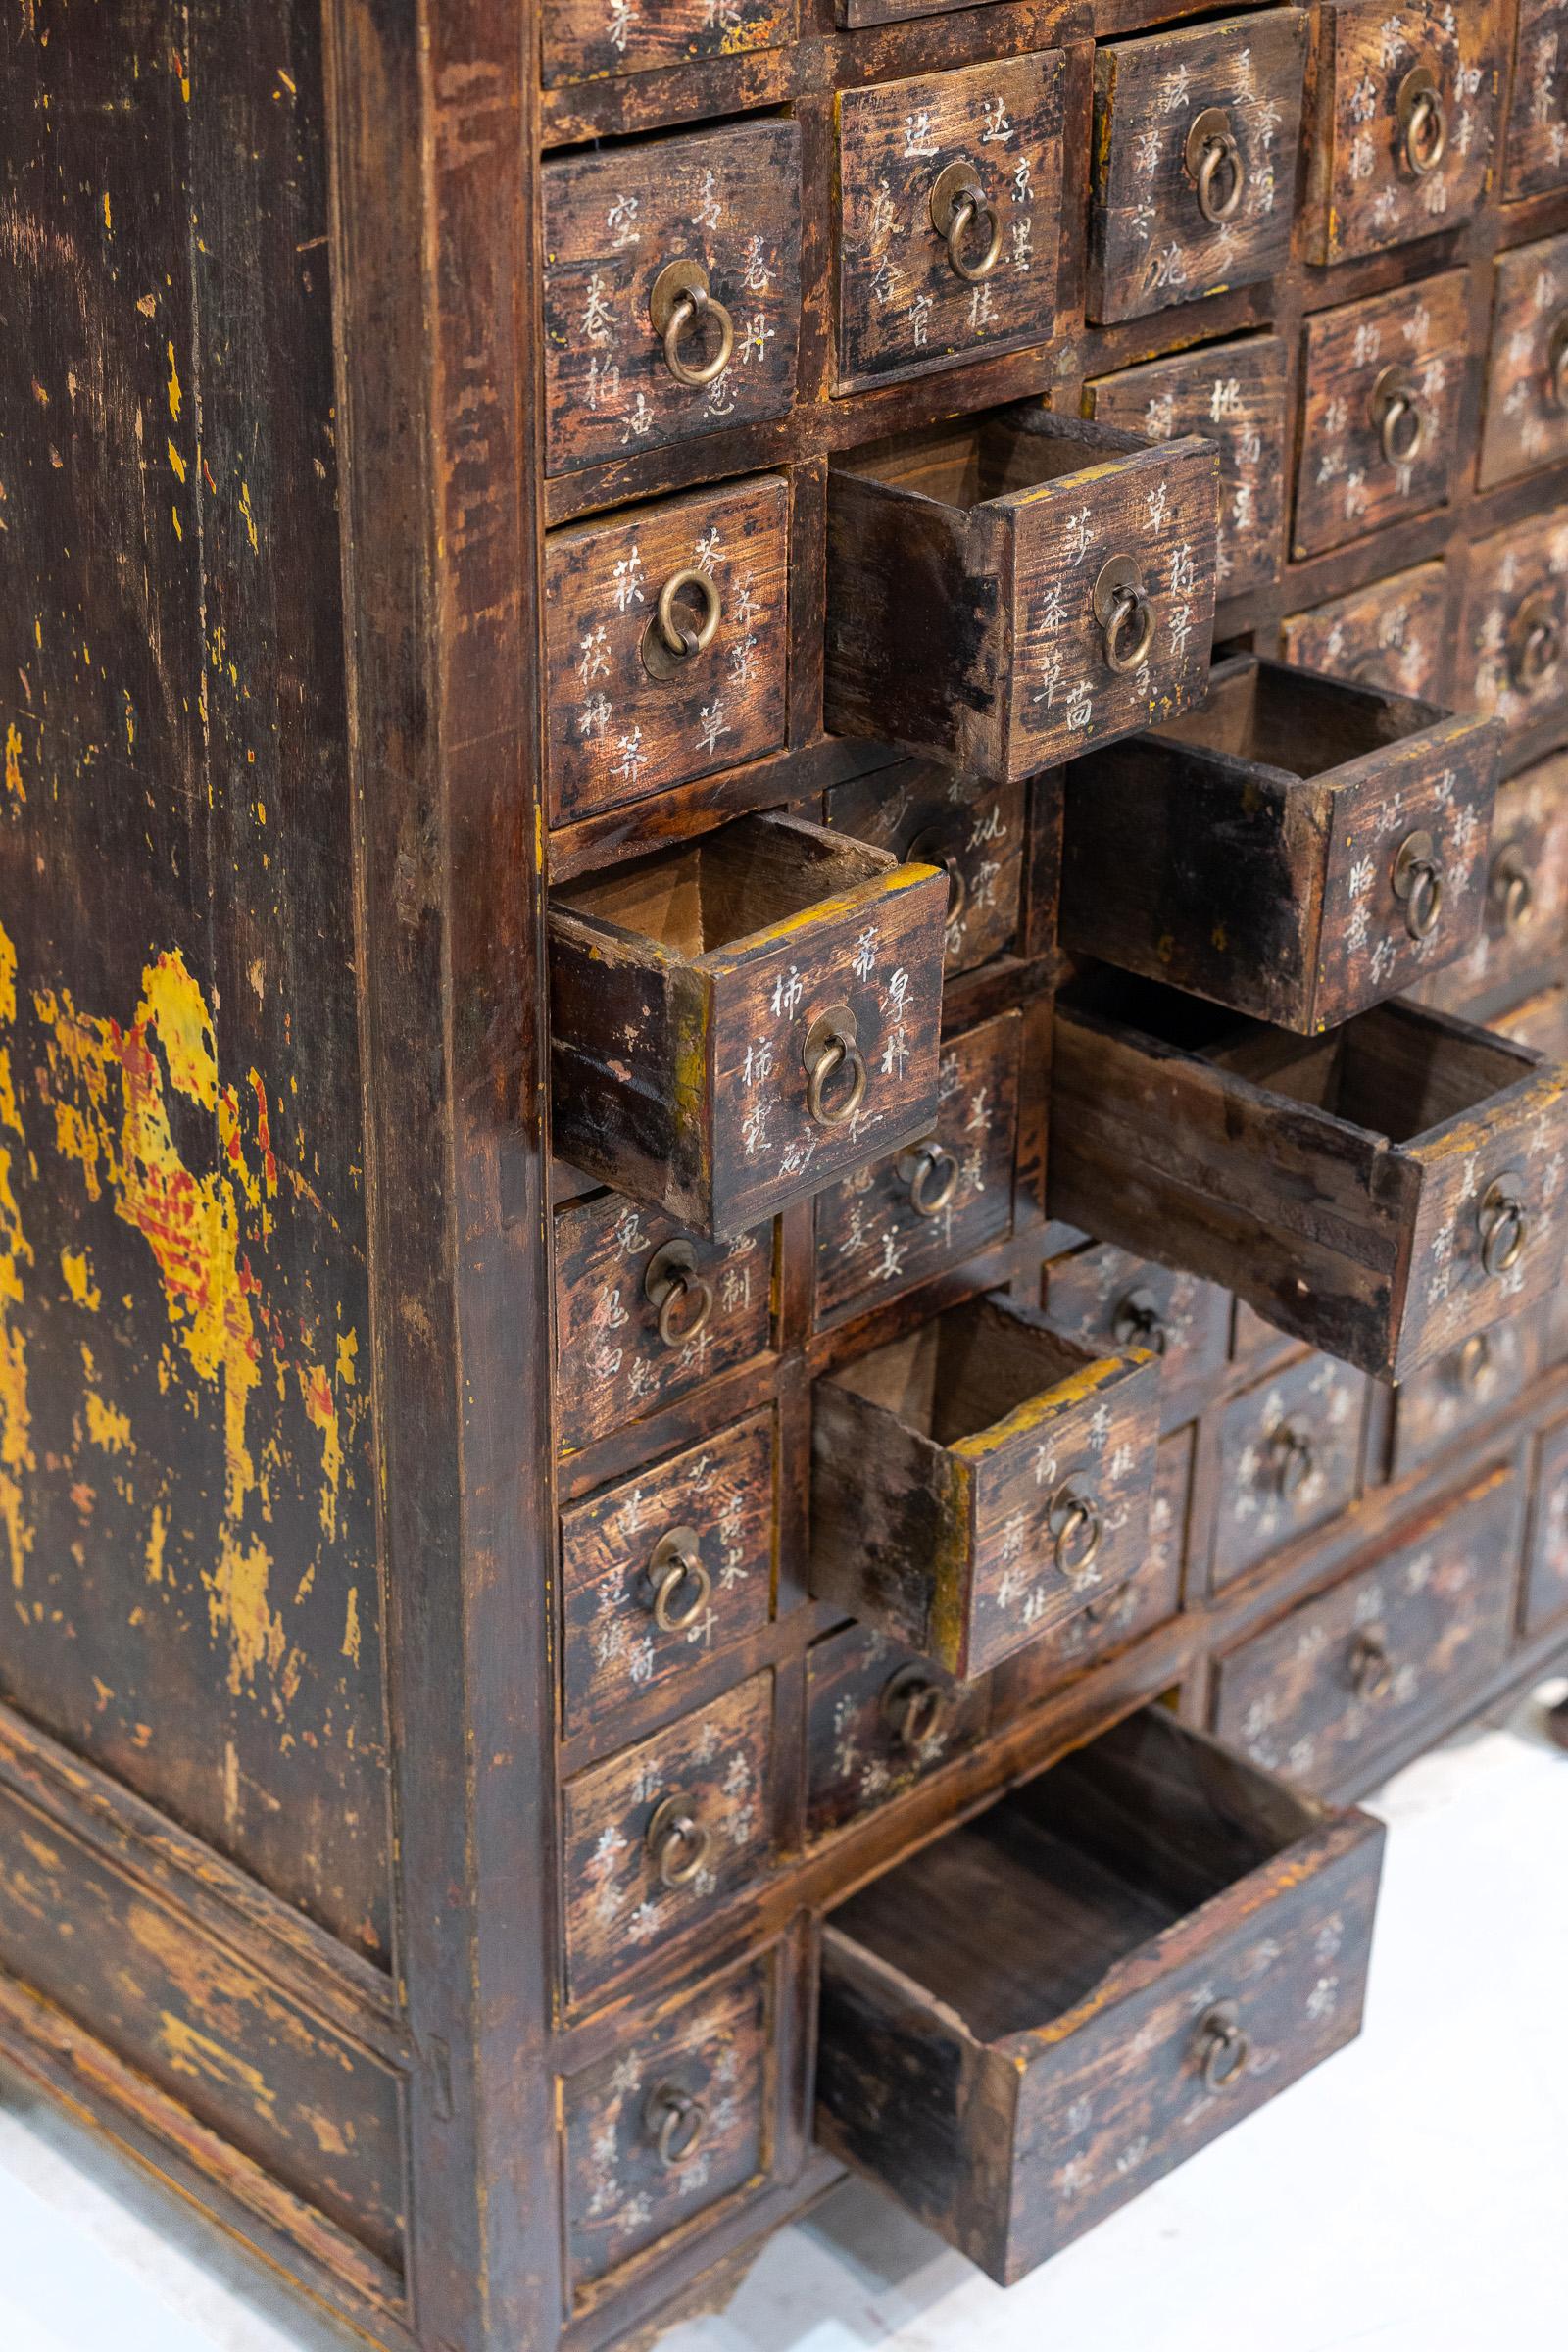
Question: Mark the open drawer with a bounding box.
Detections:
[815,1707,1384,2285]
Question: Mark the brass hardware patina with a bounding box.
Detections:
[650,258,736,388]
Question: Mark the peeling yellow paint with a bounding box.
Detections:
[61,1247,100,1310]
[342,1584,361,1667]
[167,340,182,422]
[300,1362,340,1540]
[168,437,187,485]
[336,1327,358,1388]
[82,1348,134,1455]
[159,2013,278,2115]
[4,722,24,804]
[0,920,34,1589]
[238,479,259,552]
[208,1526,286,1696]
[146,1503,168,1586]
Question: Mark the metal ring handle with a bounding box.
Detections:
[656,567,722,661]
[1508,593,1563,693]
[1112,1287,1169,1358]
[1455,1331,1495,1397]
[1370,365,1427,466]
[1392,828,1443,942]
[1267,1424,1316,1501]
[1195,2001,1250,2093]
[644,1241,714,1351]
[646,2084,707,2169]
[1397,65,1448,176]
[1490,845,1534,934]
[907,828,968,929]
[1479,1173,1527,1277]
[1185,109,1245,225]
[1350,1629,1396,1703]
[650,260,735,390]
[897,1138,960,1219]
[646,1527,712,1633]
[1547,313,1568,413]
[1093,556,1156,676]
[803,1007,868,1130]
[879,1663,949,1752]
[928,160,1002,285]
[645,1791,711,1888]
[1049,1488,1103,1585]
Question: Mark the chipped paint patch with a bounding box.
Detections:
[3,722,24,803]
[342,1584,361,1667]
[0,921,34,1587]
[60,1247,100,1310]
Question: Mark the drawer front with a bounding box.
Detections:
[1304,0,1504,263]
[823,765,1025,979]
[1479,234,1568,488]
[1041,1244,1230,1419]
[1294,273,1468,560]
[836,52,1065,394]
[543,0,793,89]
[1279,561,1451,703]
[555,1197,773,1454]
[1525,1409,1568,1636]
[564,1956,771,2292]
[542,120,801,477]
[1213,1467,1521,1791]
[811,1010,1019,1330]
[560,1413,776,1742]
[1089,12,1306,324]
[1492,980,1568,1061]
[1086,334,1288,599]
[805,1622,989,1839]
[562,1672,775,2003]
[545,478,790,826]
[1212,1353,1367,1590]
[1503,0,1568,200]
[1388,1314,1533,1481]
[1413,753,1568,1013]
[1455,506,1568,736]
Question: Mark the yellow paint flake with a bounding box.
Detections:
[0,1052,19,1139]
[4,722,24,803]
[102,191,112,232]
[238,479,259,552]
[342,1584,361,1667]
[158,2014,277,2115]
[208,1526,285,1696]
[168,437,187,484]
[82,1348,133,1455]
[300,1362,341,1540]
[146,1503,168,1585]
[0,921,34,1590]
[167,340,182,422]
[61,1248,100,1310]
[336,1328,358,1388]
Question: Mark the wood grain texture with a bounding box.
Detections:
[822,764,1026,978]
[1294,271,1470,559]
[1387,1308,1535,1480]
[1478,232,1568,487]
[1452,503,1568,738]
[1209,1351,1368,1592]
[1041,1246,1230,1429]
[1410,753,1568,1017]
[1502,0,1568,199]
[542,0,797,91]
[1279,559,1453,702]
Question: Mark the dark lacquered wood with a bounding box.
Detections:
[1279,560,1454,702]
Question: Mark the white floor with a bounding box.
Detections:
[3,1681,1566,2352]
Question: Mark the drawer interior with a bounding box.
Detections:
[836,412,1126,513]
[1154,658,1427,777]
[555,815,884,956]
[827,1297,1091,1448]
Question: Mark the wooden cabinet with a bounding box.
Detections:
[1280,561,1453,702]
[1455,506,1568,739]
[1503,0,1568,198]
[1294,273,1470,560]
[1479,233,1568,488]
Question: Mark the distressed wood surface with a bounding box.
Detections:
[1041,1245,1230,1428]
[1479,232,1568,487]
[822,763,1025,978]
[542,0,797,91]
[1279,559,1453,702]
[1453,503,1568,738]
[1410,752,1568,1015]
[1209,1351,1368,1591]
[1524,1404,1568,1636]
[1387,1307,1535,1480]
[1502,0,1568,199]
[803,1618,991,1841]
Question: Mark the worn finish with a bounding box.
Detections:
[1502,0,1568,198]
[803,1618,991,1841]
[1209,1351,1368,1591]
[1523,1405,1568,1634]
[1411,752,1568,1016]
[1294,271,1470,559]
[1454,502,1568,740]
[1479,231,1568,485]
[1279,560,1453,702]
[1041,1246,1230,1429]
[1387,1309,1536,1479]
[822,764,1026,979]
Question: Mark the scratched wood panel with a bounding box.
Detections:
[821,765,1025,979]
[1478,233,1568,488]
[0,3,390,1958]
[541,0,796,91]
[1293,271,1470,559]
[1088,11,1307,323]
[541,119,801,476]
[1524,1406,1568,1635]
[1410,753,1568,1015]
[1453,504,1568,738]
[544,476,790,826]
[834,51,1065,394]
[1387,1309,1535,1480]
[1301,0,1505,264]
[1209,1352,1367,1591]
[1502,0,1568,198]
[803,1619,991,1841]
[1279,560,1453,702]
[1040,1245,1230,1430]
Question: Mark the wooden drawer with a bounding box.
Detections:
[1279,561,1452,703]
[554,1194,774,1454]
[543,0,793,89]
[835,52,1065,395]
[1387,1313,1534,1482]
[1050,978,1568,1383]
[564,1954,772,2294]
[811,1297,1160,1678]
[1086,334,1288,600]
[560,1413,776,1745]
[544,477,789,827]
[550,813,949,1237]
[1061,655,1500,1033]
[1454,506,1568,737]
[1040,1244,1230,1428]
[1212,1465,1522,1793]
[826,406,1219,785]
[805,1621,989,1840]
[1502,0,1568,200]
[1088,12,1307,325]
[810,1010,1020,1332]
[1211,1352,1367,1592]
[1524,1407,1568,1636]
[1302,0,1505,264]
[1411,753,1568,1017]
[823,764,1025,980]
[561,1672,775,2004]
[1491,979,1568,1061]
[1294,273,1469,561]
[1479,234,1568,488]
[816,1708,1384,2284]
[542,119,801,476]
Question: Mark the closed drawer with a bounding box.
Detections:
[554,1194,774,1454]
[1040,1244,1230,1429]
[1387,1313,1534,1481]
[561,1672,775,2004]
[1411,753,1568,1016]
[543,0,794,89]
[563,1953,772,2294]
[544,477,789,827]
[810,1010,1020,1332]
[1211,1352,1367,1591]
[1294,273,1468,561]
[1302,0,1504,263]
[550,812,948,1237]
[805,1621,990,1840]
[1212,1465,1522,1792]
[1088,12,1306,325]
[542,120,801,477]
[560,1412,776,1745]
[835,52,1065,395]
[1279,560,1452,703]
[823,763,1026,979]
[1491,979,1568,1061]
[1479,234,1568,488]
[1061,655,1501,1033]
[1502,0,1568,200]
[811,1296,1160,1678]
[816,1707,1384,2285]
[1524,1407,1568,1636]
[1050,978,1568,1382]
[826,405,1219,785]
[1086,334,1288,599]
[1454,506,1568,738]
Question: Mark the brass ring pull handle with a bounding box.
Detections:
[879,1663,949,1752]
[1478,1171,1527,1277]
[1369,364,1428,467]
[1455,1331,1495,1396]
[1047,1482,1103,1585]
[649,259,736,390]
[802,1005,868,1130]
[1507,592,1564,693]
[645,2083,707,2169]
[1392,828,1444,942]
[645,1790,711,1888]
[1396,63,1448,177]
[1489,844,1534,934]
[907,827,968,929]
[1093,554,1155,676]
[646,1526,712,1633]
[928,160,1003,285]
[655,566,722,662]
[1349,1628,1396,1703]
[1347,649,1391,686]
[1194,2001,1250,2093]
[896,1137,961,1219]
[1112,1287,1169,1357]
[1185,108,1246,225]
[1547,313,1568,413]
[644,1241,714,1351]
[1266,1423,1316,1501]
